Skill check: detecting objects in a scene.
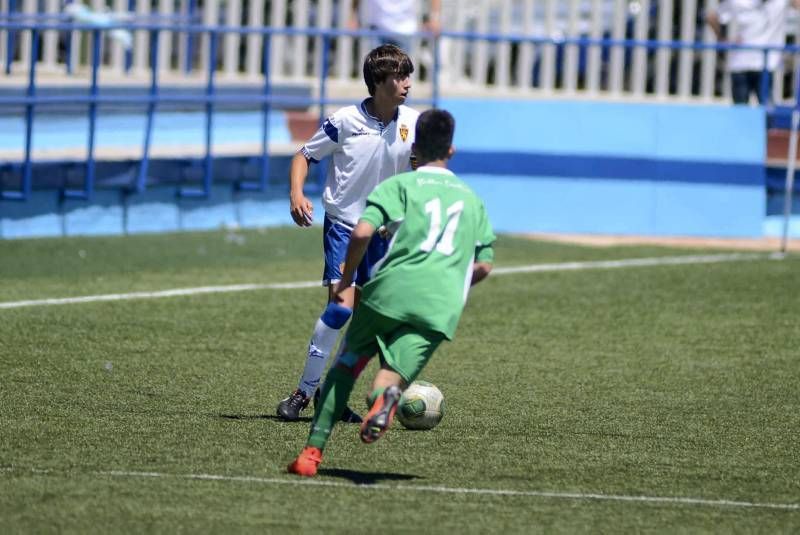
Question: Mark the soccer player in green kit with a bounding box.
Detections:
[288,109,496,477]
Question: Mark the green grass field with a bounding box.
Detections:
[1,227,798,533]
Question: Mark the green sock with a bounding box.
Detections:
[307,366,356,450]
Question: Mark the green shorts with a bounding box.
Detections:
[342,303,446,383]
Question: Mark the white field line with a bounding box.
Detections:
[0,253,777,310]
[491,252,773,275]
[82,469,790,511]
[5,465,793,511]
[0,281,320,309]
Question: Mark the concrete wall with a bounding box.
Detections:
[0,98,781,239]
[443,98,767,238]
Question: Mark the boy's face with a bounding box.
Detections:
[374,73,411,106]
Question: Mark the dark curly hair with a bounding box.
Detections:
[363,44,414,96]
[414,109,455,164]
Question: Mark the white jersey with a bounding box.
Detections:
[301,100,419,227]
[362,0,418,34]
[717,0,792,72]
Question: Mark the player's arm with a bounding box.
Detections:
[333,220,376,302]
[426,0,442,35]
[289,152,314,227]
[471,244,493,286]
[349,0,361,30]
[471,260,492,286]
[705,10,723,41]
[472,202,496,286]
[332,178,401,301]
[705,1,733,41]
[289,115,340,227]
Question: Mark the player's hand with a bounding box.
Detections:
[289,193,314,227]
[425,19,441,36]
[346,11,359,31]
[332,281,349,304]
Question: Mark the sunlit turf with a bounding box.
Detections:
[1,227,798,533]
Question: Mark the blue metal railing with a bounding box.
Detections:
[0,18,444,202]
[0,15,797,203]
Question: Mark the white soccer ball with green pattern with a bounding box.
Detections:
[397,381,445,430]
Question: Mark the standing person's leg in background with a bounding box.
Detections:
[731,71,751,104]
[754,71,774,106]
[276,216,360,423]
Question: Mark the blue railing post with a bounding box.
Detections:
[432,34,440,108]
[201,30,218,198]
[315,34,330,189]
[258,33,272,191]
[135,28,160,193]
[86,28,101,199]
[760,49,770,106]
[780,50,800,253]
[64,28,101,200]
[318,34,330,126]
[184,0,197,74]
[19,26,37,200]
[179,28,217,198]
[237,31,271,192]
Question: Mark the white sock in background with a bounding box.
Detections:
[298,317,342,396]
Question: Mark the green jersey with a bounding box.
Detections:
[358,166,496,339]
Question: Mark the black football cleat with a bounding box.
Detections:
[276,389,310,421]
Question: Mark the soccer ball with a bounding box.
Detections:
[396,381,445,430]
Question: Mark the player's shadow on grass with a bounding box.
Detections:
[216,413,312,423]
[318,467,420,485]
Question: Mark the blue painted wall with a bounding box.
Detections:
[0,110,290,156]
[0,99,776,239]
[442,98,767,237]
[0,185,299,239]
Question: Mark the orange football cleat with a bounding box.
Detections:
[360,385,402,444]
[287,446,323,477]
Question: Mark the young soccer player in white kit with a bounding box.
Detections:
[276,45,420,422]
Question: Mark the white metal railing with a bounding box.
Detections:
[1,0,799,104]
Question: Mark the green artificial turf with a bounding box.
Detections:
[1,227,798,533]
